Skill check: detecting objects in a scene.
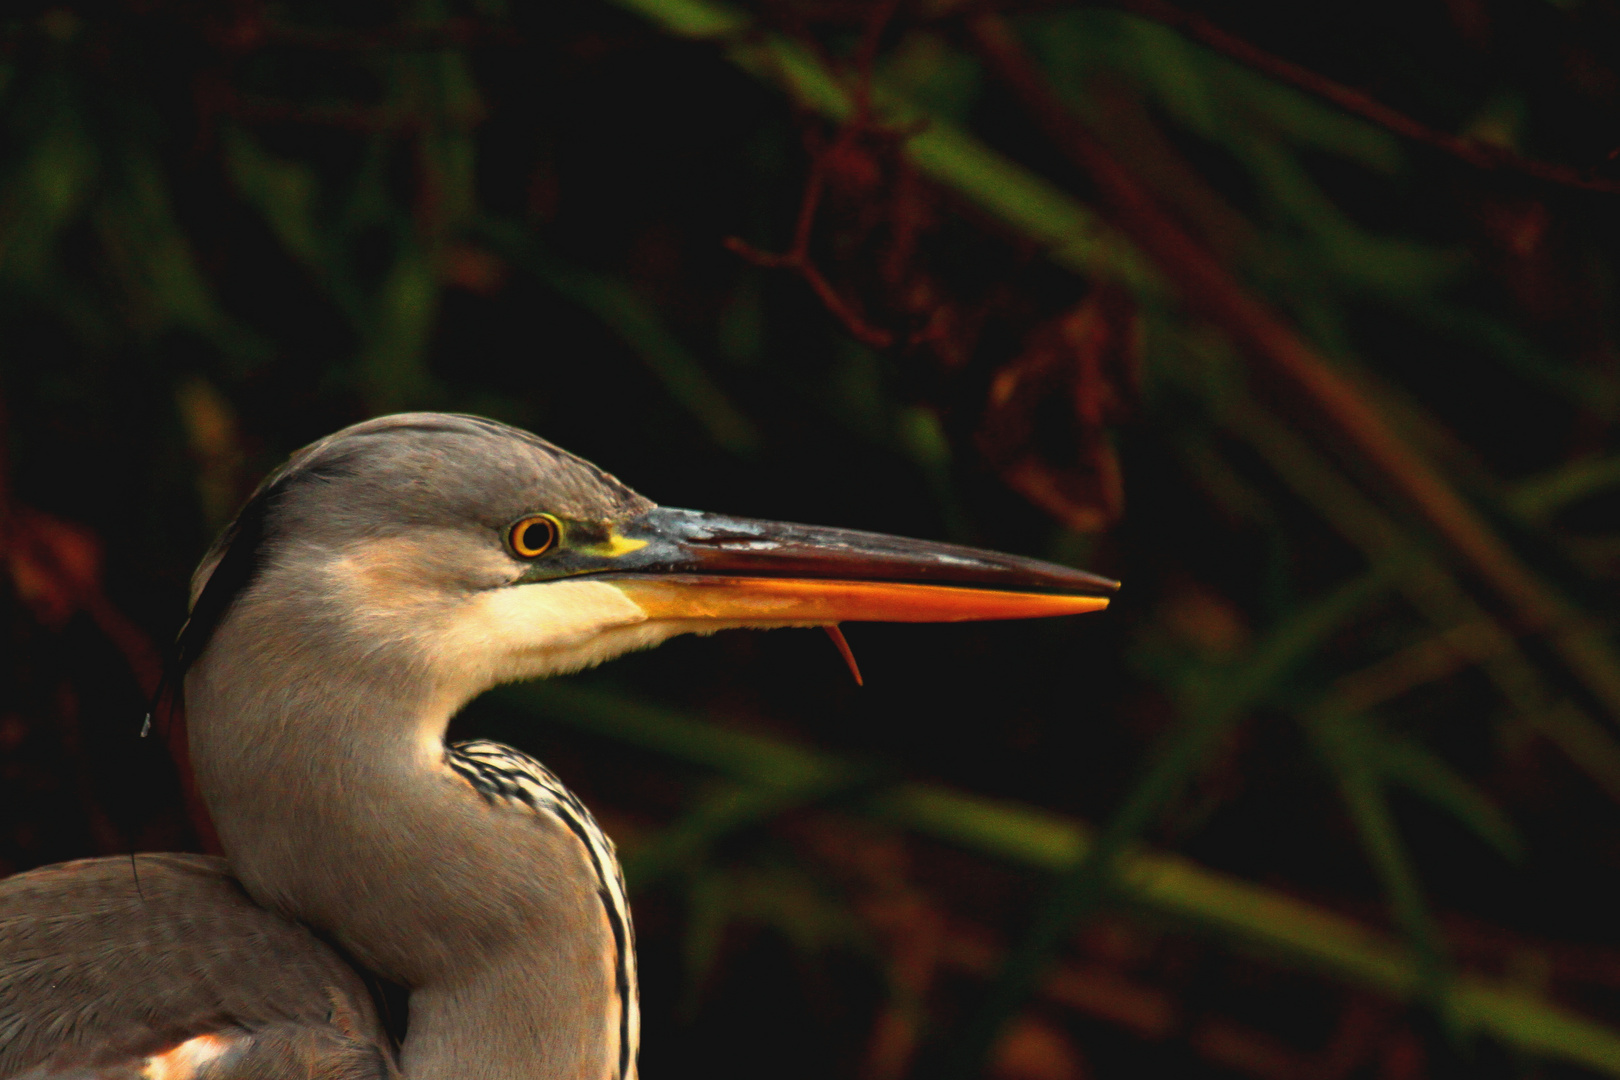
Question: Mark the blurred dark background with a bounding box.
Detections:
[5,0,1620,1077]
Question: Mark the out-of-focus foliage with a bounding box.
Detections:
[5,1,1620,1078]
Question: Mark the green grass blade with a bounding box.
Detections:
[626,770,875,888]
[1305,708,1453,1007]
[222,127,326,276]
[945,569,1387,1079]
[492,676,1620,1073]
[1365,716,1522,861]
[1509,455,1620,523]
[490,681,843,790]
[607,0,1154,292]
[1183,350,1620,802]
[477,218,761,456]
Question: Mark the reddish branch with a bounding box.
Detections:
[0,385,219,854]
[725,164,897,349]
[724,145,899,351]
[1108,0,1620,196]
[726,0,914,349]
[980,293,1133,532]
[806,819,1404,1080]
[967,15,1620,718]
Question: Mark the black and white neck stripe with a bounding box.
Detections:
[446,740,638,1080]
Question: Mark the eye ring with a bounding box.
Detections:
[508,514,561,559]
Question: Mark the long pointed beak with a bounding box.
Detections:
[574,507,1118,624]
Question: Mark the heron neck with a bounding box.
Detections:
[185,609,623,1080]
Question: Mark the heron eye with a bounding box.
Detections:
[509,515,560,558]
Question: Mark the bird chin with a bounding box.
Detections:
[509,619,710,680]
[434,579,657,688]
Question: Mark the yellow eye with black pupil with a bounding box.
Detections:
[509,515,560,558]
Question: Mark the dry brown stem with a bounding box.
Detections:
[967,12,1620,733]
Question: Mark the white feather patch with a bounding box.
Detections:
[141,1032,242,1080]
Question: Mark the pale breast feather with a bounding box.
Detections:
[446,740,639,1080]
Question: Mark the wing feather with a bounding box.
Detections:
[0,853,394,1078]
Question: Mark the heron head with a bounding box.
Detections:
[180,413,1116,708]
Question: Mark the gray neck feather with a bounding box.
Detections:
[185,582,623,1080]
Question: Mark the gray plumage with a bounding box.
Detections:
[181,415,645,1080]
[0,411,1115,1080]
[6,416,650,1080]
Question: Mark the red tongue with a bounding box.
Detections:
[823,624,864,686]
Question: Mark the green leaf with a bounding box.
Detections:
[490,681,842,790]
[1240,139,1461,298]
[1304,706,1459,1025]
[0,122,97,284]
[626,773,873,889]
[358,238,439,411]
[222,127,326,275]
[96,142,264,362]
[1369,718,1522,861]
[1508,455,1620,522]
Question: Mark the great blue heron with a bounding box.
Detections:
[0,413,1116,1080]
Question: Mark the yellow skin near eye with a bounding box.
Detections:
[509,515,560,558]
